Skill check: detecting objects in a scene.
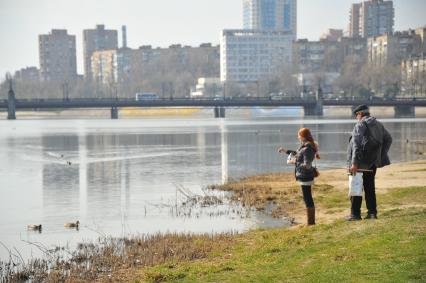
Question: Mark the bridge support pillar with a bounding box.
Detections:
[304,102,323,116]
[394,105,415,117]
[214,106,225,118]
[304,85,324,116]
[111,107,119,119]
[7,82,16,120]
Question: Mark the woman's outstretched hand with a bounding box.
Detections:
[277,147,287,153]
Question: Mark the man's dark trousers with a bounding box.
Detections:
[364,166,377,215]
[351,166,377,217]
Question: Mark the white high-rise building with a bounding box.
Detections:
[243,0,297,37]
[220,30,293,82]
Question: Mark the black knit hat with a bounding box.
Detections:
[353,104,369,115]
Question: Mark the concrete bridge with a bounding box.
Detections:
[1,85,425,119]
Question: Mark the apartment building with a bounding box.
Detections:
[83,25,118,79]
[39,29,77,82]
[220,29,293,82]
[368,31,422,67]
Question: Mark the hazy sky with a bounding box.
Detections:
[0,0,425,78]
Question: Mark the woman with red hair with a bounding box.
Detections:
[278,128,320,225]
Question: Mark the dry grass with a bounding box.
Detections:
[209,172,341,223]
[209,160,426,225]
[208,173,300,217]
[0,233,236,283]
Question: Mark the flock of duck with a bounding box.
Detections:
[27,221,80,232]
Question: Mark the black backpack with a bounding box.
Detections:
[360,121,382,164]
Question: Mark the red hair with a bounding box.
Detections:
[298,128,320,159]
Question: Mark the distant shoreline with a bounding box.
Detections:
[1,106,426,119]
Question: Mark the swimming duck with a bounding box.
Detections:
[64,220,79,228]
[27,224,42,231]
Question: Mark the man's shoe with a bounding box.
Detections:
[345,215,362,221]
[364,214,378,220]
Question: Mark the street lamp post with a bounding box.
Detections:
[256,80,260,99]
[161,82,166,98]
[169,82,174,100]
[62,81,69,101]
[414,79,417,97]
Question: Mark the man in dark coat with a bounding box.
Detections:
[347,105,392,221]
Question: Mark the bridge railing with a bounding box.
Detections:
[2,96,425,109]
[9,95,318,102]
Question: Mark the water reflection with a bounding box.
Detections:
[42,135,80,221]
[220,122,228,183]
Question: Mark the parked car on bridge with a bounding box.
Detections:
[369,96,383,101]
[135,93,159,101]
[214,94,230,101]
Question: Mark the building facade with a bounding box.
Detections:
[368,31,422,67]
[91,50,117,85]
[131,44,220,80]
[401,56,426,96]
[349,0,394,38]
[39,29,77,82]
[349,3,361,38]
[90,44,220,97]
[14,67,39,82]
[243,0,297,37]
[91,47,138,86]
[340,37,368,64]
[415,26,426,54]
[293,39,343,73]
[83,25,118,79]
[220,29,293,82]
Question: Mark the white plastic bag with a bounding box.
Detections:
[287,153,296,165]
[348,172,363,197]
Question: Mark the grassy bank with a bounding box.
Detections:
[2,162,425,282]
[143,206,425,282]
[139,161,426,282]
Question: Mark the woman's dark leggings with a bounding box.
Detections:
[301,185,315,208]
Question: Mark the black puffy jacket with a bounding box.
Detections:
[287,143,316,182]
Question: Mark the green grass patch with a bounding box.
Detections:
[380,186,426,206]
[142,207,426,283]
[315,189,347,210]
[317,186,426,212]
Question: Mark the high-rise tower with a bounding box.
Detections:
[349,0,394,38]
[243,0,297,37]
